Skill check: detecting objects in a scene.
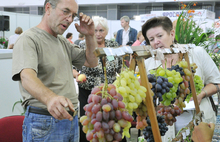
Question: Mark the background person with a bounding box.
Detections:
[7,27,23,49]
[142,16,220,140]
[213,34,220,53]
[73,16,123,142]
[66,32,74,44]
[74,33,85,45]
[116,15,137,46]
[132,31,145,46]
[11,0,98,141]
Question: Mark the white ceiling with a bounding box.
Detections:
[0,0,219,7]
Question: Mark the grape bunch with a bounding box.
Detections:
[173,61,192,110]
[190,63,198,74]
[157,104,182,126]
[148,74,173,105]
[150,67,182,106]
[142,116,168,142]
[185,75,204,102]
[134,101,148,130]
[113,68,147,115]
[80,84,134,141]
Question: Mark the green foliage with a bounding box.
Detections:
[175,4,214,46]
[0,37,8,49]
[209,53,220,69]
[12,99,26,115]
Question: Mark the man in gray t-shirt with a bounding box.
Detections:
[11,0,98,141]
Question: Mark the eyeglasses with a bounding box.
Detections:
[95,29,105,33]
[57,7,79,21]
[50,2,79,21]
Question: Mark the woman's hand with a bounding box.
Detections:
[192,122,215,142]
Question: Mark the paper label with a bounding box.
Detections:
[186,128,190,136]
[183,45,189,51]
[188,44,196,49]
[172,48,179,53]
[164,48,172,53]
[114,48,126,56]
[182,132,187,139]
[103,48,116,56]
[122,46,133,54]
[179,46,186,53]
[107,55,114,61]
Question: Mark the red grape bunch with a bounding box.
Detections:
[157,104,182,126]
[134,101,148,130]
[80,84,134,142]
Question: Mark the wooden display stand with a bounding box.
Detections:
[94,44,200,142]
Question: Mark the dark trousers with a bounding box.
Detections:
[78,87,127,142]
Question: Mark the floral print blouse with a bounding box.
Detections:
[77,39,122,90]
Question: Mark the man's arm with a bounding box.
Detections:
[20,68,75,121]
[74,13,98,68]
[83,35,98,67]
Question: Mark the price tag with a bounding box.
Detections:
[114,48,126,56]
[122,46,133,54]
[164,48,172,53]
[182,132,187,139]
[156,49,165,60]
[183,45,189,51]
[188,44,196,49]
[107,55,114,61]
[103,48,116,56]
[179,46,186,53]
[186,128,190,136]
[172,48,179,53]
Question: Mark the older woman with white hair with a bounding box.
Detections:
[73,16,124,142]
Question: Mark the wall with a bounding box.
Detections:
[0,50,24,118]
[0,11,42,39]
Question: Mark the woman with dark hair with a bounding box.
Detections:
[142,16,220,140]
[66,32,74,44]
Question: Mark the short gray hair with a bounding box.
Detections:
[120,16,130,23]
[43,0,60,15]
[93,16,109,34]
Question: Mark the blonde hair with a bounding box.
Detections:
[15,27,23,34]
[137,31,142,40]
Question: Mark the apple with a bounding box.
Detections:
[78,74,86,82]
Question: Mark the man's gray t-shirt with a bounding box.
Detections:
[12,27,86,110]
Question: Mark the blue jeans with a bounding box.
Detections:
[23,106,79,142]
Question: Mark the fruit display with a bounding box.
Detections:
[147,74,173,105]
[142,116,168,142]
[91,46,203,142]
[185,75,204,102]
[157,104,182,126]
[80,83,134,141]
[135,102,148,130]
[150,67,183,106]
[113,68,147,115]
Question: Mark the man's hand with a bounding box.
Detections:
[75,12,94,36]
[46,95,75,121]
[192,122,215,142]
